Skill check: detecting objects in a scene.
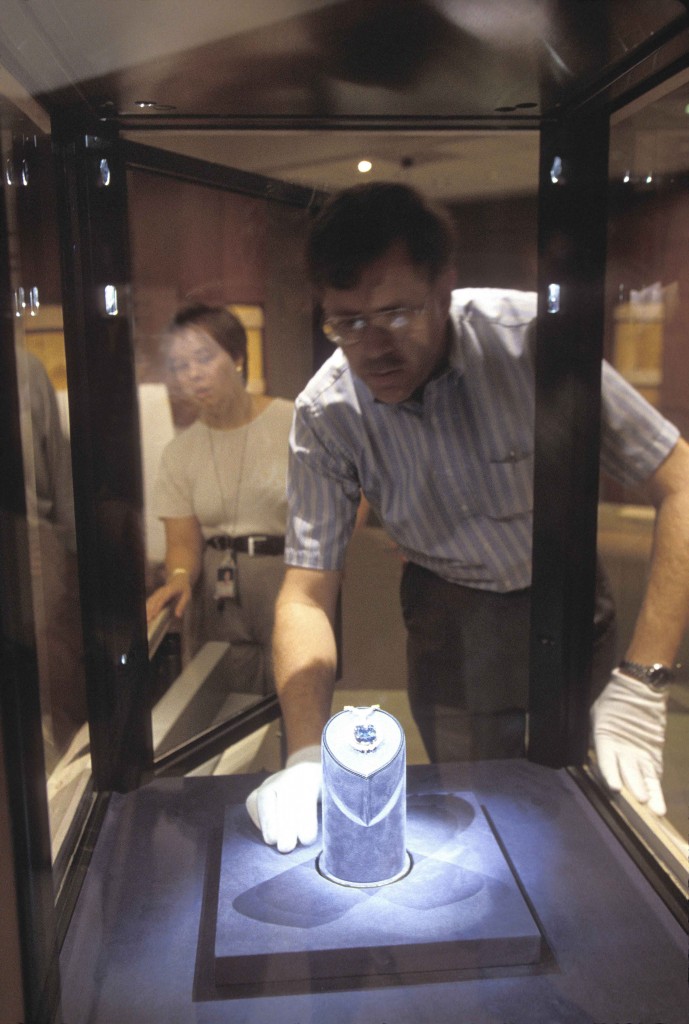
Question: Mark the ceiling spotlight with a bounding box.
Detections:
[357,160,372,174]
[132,100,177,112]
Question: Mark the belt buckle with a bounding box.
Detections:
[247,535,267,557]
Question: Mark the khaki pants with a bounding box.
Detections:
[187,547,286,696]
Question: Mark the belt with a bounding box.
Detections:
[206,534,285,556]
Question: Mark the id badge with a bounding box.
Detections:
[215,551,238,603]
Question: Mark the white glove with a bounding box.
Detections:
[245,745,322,853]
[591,668,668,816]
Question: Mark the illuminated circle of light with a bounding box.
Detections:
[357,159,373,174]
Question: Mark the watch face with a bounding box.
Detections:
[620,660,673,687]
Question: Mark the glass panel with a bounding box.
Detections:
[3,128,93,872]
[601,70,689,878]
[127,166,316,761]
[125,131,540,769]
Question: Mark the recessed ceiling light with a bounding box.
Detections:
[132,100,177,112]
[358,160,372,173]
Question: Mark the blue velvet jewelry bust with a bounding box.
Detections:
[318,705,411,887]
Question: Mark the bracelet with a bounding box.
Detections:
[169,567,190,581]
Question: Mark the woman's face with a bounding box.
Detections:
[167,326,243,410]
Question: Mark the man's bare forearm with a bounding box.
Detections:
[272,568,342,756]
[625,440,689,666]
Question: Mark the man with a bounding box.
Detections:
[247,182,689,853]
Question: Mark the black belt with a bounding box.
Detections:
[206,534,285,556]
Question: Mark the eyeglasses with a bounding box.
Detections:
[321,304,428,348]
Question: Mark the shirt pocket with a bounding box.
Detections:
[482,449,534,520]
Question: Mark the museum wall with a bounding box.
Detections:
[125,173,688,451]
[449,193,539,292]
[126,171,313,402]
[605,181,689,435]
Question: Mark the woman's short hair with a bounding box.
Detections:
[306,182,456,291]
[166,304,247,373]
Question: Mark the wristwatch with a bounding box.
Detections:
[618,660,674,690]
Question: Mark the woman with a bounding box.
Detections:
[146,303,293,696]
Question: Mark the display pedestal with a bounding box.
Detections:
[214,789,544,988]
[321,705,408,887]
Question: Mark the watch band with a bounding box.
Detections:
[618,659,674,689]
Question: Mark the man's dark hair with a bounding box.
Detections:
[166,303,248,379]
[306,182,456,291]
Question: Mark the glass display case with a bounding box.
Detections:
[0,3,688,1022]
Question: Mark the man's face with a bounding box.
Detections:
[320,243,455,404]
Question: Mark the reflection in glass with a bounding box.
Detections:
[3,123,93,868]
[602,72,689,858]
[17,328,91,861]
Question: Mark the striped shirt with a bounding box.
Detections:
[286,289,679,592]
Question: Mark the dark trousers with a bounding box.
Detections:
[400,561,617,763]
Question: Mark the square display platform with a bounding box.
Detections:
[214,790,544,987]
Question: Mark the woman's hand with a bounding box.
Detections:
[146,570,192,623]
[147,516,203,624]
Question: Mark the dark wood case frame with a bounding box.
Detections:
[51,118,153,794]
[529,108,610,767]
